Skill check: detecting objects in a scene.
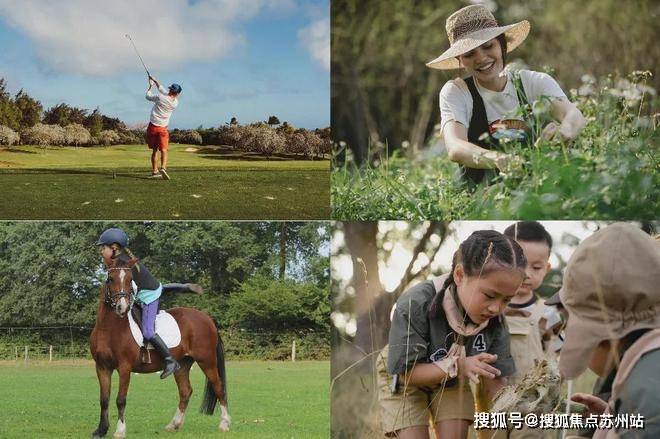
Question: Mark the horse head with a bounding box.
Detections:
[104,256,138,318]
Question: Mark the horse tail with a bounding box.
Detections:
[200,328,228,415]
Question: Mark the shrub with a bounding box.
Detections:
[237,124,285,156]
[96,129,121,146]
[115,129,142,145]
[171,129,202,145]
[0,125,20,146]
[64,123,92,146]
[21,123,65,146]
[286,129,325,157]
[226,275,329,332]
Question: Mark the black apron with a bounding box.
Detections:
[461,76,496,185]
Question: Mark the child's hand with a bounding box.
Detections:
[570,393,608,416]
[459,353,501,384]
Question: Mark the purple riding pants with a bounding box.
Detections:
[141,299,159,341]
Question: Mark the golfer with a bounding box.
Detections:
[145,76,182,179]
[427,4,586,184]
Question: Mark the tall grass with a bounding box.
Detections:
[332,72,659,220]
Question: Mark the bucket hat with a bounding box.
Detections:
[558,223,660,379]
[426,4,530,70]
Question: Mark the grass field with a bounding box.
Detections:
[0,360,328,438]
[0,144,330,219]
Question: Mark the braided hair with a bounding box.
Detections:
[110,244,141,272]
[429,230,526,318]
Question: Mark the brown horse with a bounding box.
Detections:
[90,256,230,438]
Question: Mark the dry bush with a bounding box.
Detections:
[96,129,121,146]
[285,129,325,157]
[64,123,92,146]
[171,129,202,145]
[21,123,65,146]
[0,125,20,146]
[237,123,285,156]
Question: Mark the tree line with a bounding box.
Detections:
[0,78,331,159]
[0,222,330,334]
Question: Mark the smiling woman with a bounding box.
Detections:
[428,4,586,185]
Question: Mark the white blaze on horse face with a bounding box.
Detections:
[219,404,231,432]
[117,297,129,315]
[114,419,126,438]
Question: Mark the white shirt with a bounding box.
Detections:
[439,69,567,134]
[146,85,179,127]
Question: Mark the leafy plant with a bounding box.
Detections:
[332,72,659,220]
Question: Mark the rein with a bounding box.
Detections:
[103,266,135,312]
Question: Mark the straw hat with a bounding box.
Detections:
[557,223,660,379]
[426,5,530,70]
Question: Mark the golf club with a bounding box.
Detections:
[125,33,150,77]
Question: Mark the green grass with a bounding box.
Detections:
[0,360,329,438]
[332,73,659,220]
[0,144,330,219]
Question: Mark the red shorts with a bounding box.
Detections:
[146,123,169,151]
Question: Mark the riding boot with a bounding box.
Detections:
[162,283,203,294]
[150,334,180,379]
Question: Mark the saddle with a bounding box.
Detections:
[128,306,182,364]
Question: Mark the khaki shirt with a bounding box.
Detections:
[505,296,547,385]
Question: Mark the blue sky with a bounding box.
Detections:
[0,0,329,129]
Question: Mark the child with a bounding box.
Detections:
[377,230,526,439]
[498,221,560,438]
[96,227,181,379]
[427,4,585,184]
[145,76,182,179]
[558,223,660,438]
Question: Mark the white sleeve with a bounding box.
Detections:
[158,85,169,95]
[439,80,471,133]
[522,70,568,101]
[145,91,158,102]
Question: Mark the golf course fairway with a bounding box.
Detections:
[0,144,330,219]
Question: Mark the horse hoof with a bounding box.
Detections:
[165,423,180,432]
[113,433,126,439]
[219,421,230,432]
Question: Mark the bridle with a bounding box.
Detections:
[103,266,135,312]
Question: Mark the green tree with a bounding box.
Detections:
[43,103,72,126]
[13,89,43,130]
[84,108,103,137]
[267,115,281,126]
[0,78,20,131]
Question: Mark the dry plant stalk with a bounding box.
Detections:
[490,358,561,414]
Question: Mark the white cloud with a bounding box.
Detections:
[298,16,329,71]
[0,0,294,76]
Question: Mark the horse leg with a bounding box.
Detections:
[92,365,112,438]
[198,361,230,432]
[165,356,194,431]
[113,365,132,439]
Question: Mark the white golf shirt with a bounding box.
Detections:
[439,69,568,134]
[146,85,179,127]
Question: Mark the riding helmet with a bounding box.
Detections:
[96,228,129,247]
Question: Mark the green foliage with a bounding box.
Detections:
[226,275,330,332]
[332,73,659,219]
[13,89,42,130]
[0,222,330,333]
[332,0,660,163]
[0,78,21,131]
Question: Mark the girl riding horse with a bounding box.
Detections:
[97,227,187,378]
[91,227,230,437]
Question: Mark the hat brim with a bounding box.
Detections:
[544,290,562,306]
[426,20,530,70]
[558,313,606,379]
